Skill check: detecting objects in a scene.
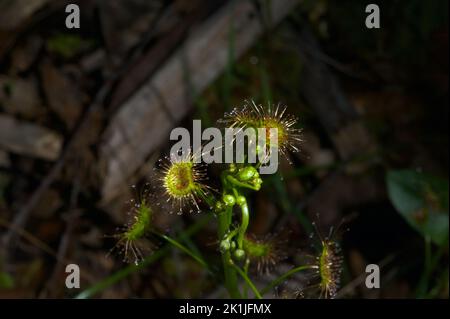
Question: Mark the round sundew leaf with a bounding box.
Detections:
[387,169,449,245]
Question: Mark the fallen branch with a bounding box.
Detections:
[100,0,300,202]
[0,114,62,160]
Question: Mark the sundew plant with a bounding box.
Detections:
[111,101,343,299]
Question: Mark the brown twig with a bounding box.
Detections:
[42,169,82,297]
[0,0,224,256]
[107,0,224,115]
[0,216,57,258]
[335,254,395,298]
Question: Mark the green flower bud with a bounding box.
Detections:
[254,177,263,185]
[223,194,236,206]
[220,239,231,252]
[236,195,246,206]
[234,249,245,260]
[238,166,258,181]
[215,201,224,212]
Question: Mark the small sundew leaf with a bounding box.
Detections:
[317,240,343,299]
[158,150,211,214]
[124,203,152,241]
[111,185,155,265]
[243,233,287,274]
[219,100,303,158]
[387,169,449,245]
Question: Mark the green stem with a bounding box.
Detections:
[260,265,317,295]
[416,234,448,298]
[416,235,432,297]
[75,248,167,299]
[224,227,239,242]
[154,231,208,269]
[232,263,262,299]
[243,259,250,298]
[236,194,249,249]
[227,175,260,191]
[218,207,241,298]
[199,192,217,209]
[75,215,210,299]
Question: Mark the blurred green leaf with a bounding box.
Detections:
[0,272,14,289]
[47,34,93,59]
[387,169,449,245]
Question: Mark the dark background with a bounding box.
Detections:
[0,0,448,298]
